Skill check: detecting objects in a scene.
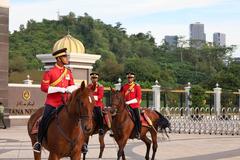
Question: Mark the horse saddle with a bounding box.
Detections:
[127,107,152,127]
[93,110,111,129]
[31,116,42,134]
[30,105,64,135]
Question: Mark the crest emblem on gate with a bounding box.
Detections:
[22,90,31,101]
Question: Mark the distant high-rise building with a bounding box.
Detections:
[213,32,226,47]
[190,22,206,48]
[164,35,178,47]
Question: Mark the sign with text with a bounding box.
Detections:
[8,86,45,115]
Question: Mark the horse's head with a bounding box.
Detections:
[110,87,125,116]
[68,81,94,134]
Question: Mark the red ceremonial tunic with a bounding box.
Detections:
[121,82,142,109]
[88,83,104,108]
[41,64,74,108]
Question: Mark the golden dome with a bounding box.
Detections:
[53,34,85,54]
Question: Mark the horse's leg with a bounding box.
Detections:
[116,138,128,160]
[71,150,81,160]
[30,135,41,160]
[141,128,152,160]
[83,137,89,160]
[48,152,59,160]
[98,133,106,159]
[122,150,126,160]
[33,152,41,160]
[150,130,158,160]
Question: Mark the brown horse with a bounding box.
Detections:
[110,90,171,160]
[27,82,95,160]
[83,107,112,160]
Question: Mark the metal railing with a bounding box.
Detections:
[103,87,240,135]
[161,107,240,135]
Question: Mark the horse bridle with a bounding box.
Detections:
[75,96,93,121]
[56,94,93,156]
[56,113,80,156]
[111,93,126,116]
[61,93,93,121]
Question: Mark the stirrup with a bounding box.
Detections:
[33,142,41,153]
[109,130,114,137]
[82,143,88,154]
[135,132,141,140]
[109,133,114,137]
[99,129,104,135]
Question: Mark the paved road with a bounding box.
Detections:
[0,126,240,160]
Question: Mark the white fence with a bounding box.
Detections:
[161,107,240,135]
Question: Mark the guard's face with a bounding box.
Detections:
[91,77,98,83]
[59,55,69,65]
[127,76,134,83]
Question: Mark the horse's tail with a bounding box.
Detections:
[154,110,171,138]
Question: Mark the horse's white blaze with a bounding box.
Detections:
[88,96,92,103]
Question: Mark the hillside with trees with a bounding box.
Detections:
[9,12,239,90]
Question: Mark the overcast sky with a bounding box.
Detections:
[9,0,240,56]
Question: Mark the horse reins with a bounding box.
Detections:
[111,93,126,115]
[56,113,80,156]
[56,93,93,156]
[75,96,93,121]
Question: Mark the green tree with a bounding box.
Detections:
[9,11,237,91]
[96,58,124,82]
[190,85,207,108]
[9,55,27,73]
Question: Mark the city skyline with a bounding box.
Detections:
[9,0,240,56]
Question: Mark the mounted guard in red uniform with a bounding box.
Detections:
[33,48,78,153]
[120,72,142,139]
[87,72,105,135]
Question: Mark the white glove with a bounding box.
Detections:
[93,96,98,101]
[66,85,79,93]
[126,98,138,105]
[48,86,66,94]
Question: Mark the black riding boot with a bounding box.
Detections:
[33,105,56,153]
[94,107,104,135]
[133,108,141,139]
